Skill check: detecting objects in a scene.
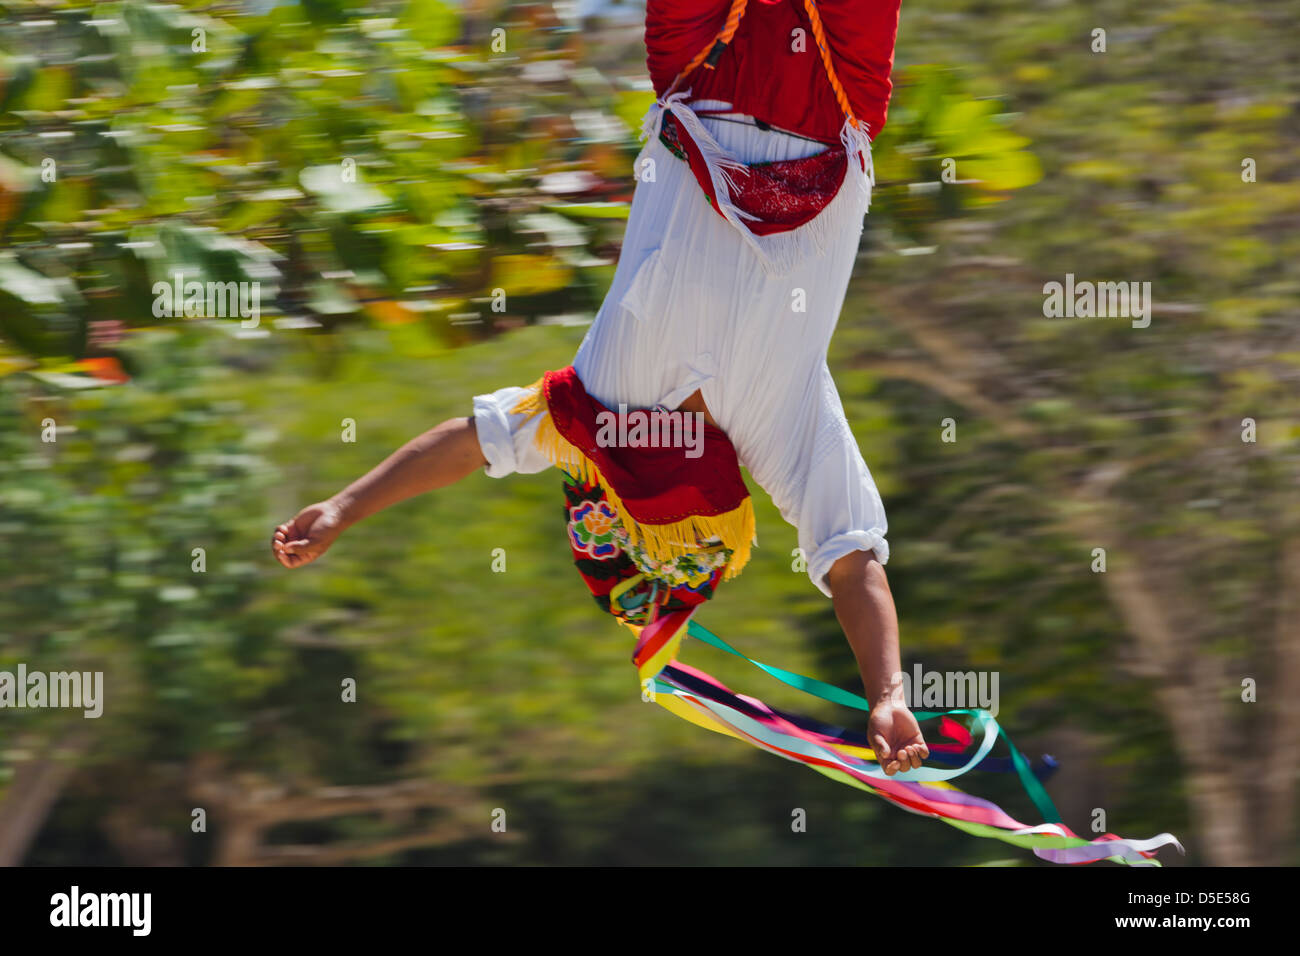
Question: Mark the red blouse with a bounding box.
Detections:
[645,0,902,144]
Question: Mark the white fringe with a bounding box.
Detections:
[640,95,874,277]
[840,117,875,206]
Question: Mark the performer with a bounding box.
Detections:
[270,2,1188,865]
[273,0,929,777]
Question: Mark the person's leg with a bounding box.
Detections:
[329,415,487,525]
[273,374,562,570]
[676,388,718,429]
[272,415,486,569]
[826,550,927,775]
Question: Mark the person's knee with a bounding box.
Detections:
[676,389,718,429]
[827,549,886,592]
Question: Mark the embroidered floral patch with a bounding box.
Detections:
[567,499,622,559]
[612,527,731,589]
[562,473,732,625]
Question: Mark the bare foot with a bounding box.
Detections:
[272,500,346,569]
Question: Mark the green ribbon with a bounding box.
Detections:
[685,619,1062,823]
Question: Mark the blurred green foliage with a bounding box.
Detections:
[0,0,644,369]
[2,0,1297,866]
[0,0,1035,372]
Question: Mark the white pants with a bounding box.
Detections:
[474,105,889,597]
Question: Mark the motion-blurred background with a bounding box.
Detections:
[1,0,1296,866]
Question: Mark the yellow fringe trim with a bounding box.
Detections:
[510,376,550,419]
[510,377,755,580]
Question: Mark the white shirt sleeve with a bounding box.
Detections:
[472,385,553,478]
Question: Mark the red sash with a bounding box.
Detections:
[541,366,749,526]
[511,367,757,617]
[659,110,851,236]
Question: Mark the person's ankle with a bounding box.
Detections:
[327,494,357,530]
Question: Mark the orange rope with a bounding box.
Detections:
[663,0,749,99]
[801,0,860,131]
[662,0,859,133]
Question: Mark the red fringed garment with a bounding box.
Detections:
[658,111,850,236]
[645,0,903,144]
[541,366,749,526]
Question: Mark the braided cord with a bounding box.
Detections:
[801,0,860,130]
[662,0,859,133]
[663,0,749,99]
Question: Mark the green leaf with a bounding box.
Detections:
[961,152,1043,191]
[543,202,630,220]
[400,0,460,49]
[613,89,656,134]
[300,165,391,214]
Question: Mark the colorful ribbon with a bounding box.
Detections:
[632,607,1183,865]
